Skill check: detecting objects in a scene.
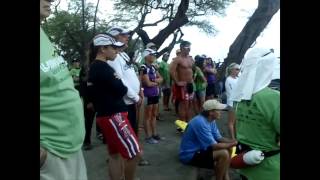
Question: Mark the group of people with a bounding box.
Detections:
[178,49,280,180]
[40,0,170,178]
[40,0,280,180]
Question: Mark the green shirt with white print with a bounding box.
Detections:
[40,26,85,158]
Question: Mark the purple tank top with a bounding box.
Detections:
[205,64,216,84]
[141,64,159,97]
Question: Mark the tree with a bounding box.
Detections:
[217,0,280,78]
[42,0,106,65]
[112,0,234,57]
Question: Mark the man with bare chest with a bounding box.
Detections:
[170,41,194,122]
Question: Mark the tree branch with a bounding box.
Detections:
[64,29,82,52]
[151,0,190,46]
[53,0,61,13]
[168,3,174,21]
[92,0,100,37]
[177,28,184,42]
[142,16,168,27]
[130,5,151,42]
[136,29,151,45]
[81,0,86,32]
[73,5,81,15]
[154,3,171,10]
[156,29,183,58]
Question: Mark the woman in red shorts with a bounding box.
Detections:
[87,34,141,180]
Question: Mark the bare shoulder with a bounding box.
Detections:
[187,56,194,63]
[172,56,181,64]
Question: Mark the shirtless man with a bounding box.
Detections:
[170,41,194,122]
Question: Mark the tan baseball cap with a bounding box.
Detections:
[203,100,227,111]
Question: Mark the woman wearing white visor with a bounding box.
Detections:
[87,34,141,180]
[231,48,280,180]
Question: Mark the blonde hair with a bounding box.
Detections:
[225,63,239,77]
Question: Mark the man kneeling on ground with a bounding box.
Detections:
[179,99,237,180]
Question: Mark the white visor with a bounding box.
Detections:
[142,48,158,58]
[93,34,124,47]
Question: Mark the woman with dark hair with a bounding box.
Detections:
[193,55,208,114]
[79,58,105,150]
[79,63,95,150]
[204,57,218,100]
[87,34,141,180]
[140,48,163,144]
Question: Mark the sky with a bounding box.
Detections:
[57,0,280,63]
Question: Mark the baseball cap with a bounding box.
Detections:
[195,55,206,62]
[93,34,124,47]
[203,100,227,111]
[142,48,158,58]
[180,40,191,48]
[107,27,132,37]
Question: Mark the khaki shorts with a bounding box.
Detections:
[40,150,87,180]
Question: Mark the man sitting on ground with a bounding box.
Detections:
[179,99,237,180]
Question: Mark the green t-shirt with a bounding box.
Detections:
[159,61,170,88]
[40,27,85,158]
[235,87,280,180]
[69,68,81,86]
[193,67,207,91]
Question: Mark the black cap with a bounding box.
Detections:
[180,40,191,48]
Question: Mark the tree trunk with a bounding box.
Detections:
[80,0,86,64]
[92,0,100,37]
[218,0,280,78]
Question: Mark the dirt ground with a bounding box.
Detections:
[83,100,242,180]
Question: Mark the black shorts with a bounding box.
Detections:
[126,104,138,134]
[188,147,215,169]
[145,96,159,105]
[187,83,194,94]
[206,83,217,97]
[162,88,171,96]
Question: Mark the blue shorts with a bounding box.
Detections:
[195,90,206,99]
